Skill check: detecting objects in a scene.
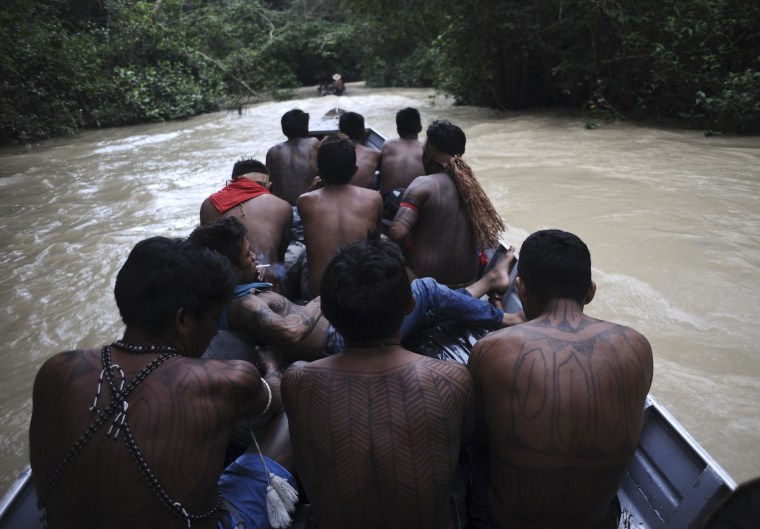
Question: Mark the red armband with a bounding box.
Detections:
[399,201,419,213]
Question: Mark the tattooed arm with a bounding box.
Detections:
[228,292,323,349]
[388,178,430,250]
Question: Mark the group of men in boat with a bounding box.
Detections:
[29,106,654,529]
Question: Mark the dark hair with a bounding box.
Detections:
[396,107,422,136]
[426,119,466,156]
[320,237,411,342]
[281,109,309,139]
[187,217,247,265]
[231,158,268,179]
[338,111,366,141]
[114,237,238,333]
[317,135,356,185]
[518,229,592,306]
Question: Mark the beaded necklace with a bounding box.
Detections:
[38,342,221,528]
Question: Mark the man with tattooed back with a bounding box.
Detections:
[283,238,474,529]
[467,229,653,529]
[29,238,288,529]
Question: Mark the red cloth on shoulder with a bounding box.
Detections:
[209,179,271,213]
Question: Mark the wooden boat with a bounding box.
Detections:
[0,116,737,529]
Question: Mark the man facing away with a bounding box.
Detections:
[266,109,319,206]
[378,107,425,195]
[389,119,505,288]
[199,158,292,290]
[283,238,474,529]
[30,237,289,529]
[297,135,383,299]
[338,111,381,188]
[467,229,654,529]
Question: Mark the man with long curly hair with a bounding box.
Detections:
[389,119,505,288]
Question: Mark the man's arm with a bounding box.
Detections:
[388,180,429,248]
[229,293,323,349]
[199,198,221,226]
[209,358,282,423]
[255,347,285,416]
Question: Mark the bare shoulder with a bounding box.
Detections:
[419,354,470,376]
[267,192,293,208]
[403,174,434,196]
[380,138,402,153]
[282,361,312,394]
[34,349,95,387]
[296,189,321,215]
[469,327,526,369]
[356,186,382,202]
[37,348,84,370]
[283,360,308,375]
[412,356,473,395]
[296,190,315,206]
[605,321,654,369]
[473,326,526,351]
[198,357,260,382]
[199,198,221,225]
[266,142,284,156]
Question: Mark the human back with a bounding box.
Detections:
[389,119,504,287]
[398,171,478,285]
[29,237,272,529]
[31,350,260,529]
[285,353,471,529]
[283,238,473,529]
[339,111,380,188]
[199,158,292,269]
[379,107,425,195]
[266,109,319,205]
[297,135,382,297]
[468,229,653,529]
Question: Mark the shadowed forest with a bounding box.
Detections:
[1,0,758,144]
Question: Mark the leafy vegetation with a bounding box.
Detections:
[1,0,758,143]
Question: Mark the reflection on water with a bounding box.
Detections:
[1,87,759,495]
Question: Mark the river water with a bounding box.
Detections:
[1,86,759,495]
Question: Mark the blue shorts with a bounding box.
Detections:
[218,453,296,529]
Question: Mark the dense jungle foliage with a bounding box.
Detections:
[1,0,758,143]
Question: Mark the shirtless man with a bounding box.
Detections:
[29,237,289,529]
[297,135,383,298]
[189,218,523,364]
[283,238,474,529]
[338,111,381,188]
[389,119,505,287]
[378,107,425,195]
[188,218,327,363]
[266,109,319,206]
[467,229,654,529]
[199,158,292,290]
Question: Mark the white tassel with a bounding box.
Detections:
[266,471,298,528]
[249,428,299,528]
